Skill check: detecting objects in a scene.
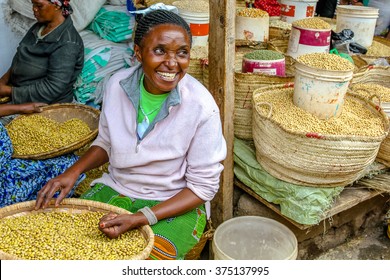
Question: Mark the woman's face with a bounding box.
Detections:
[134,24,191,95]
[31,0,61,23]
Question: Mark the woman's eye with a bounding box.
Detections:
[154,48,164,55]
[178,50,189,57]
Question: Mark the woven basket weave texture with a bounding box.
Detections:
[0,198,154,260]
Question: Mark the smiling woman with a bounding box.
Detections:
[34,9,227,260]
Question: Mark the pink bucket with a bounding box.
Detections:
[287,25,331,59]
[242,57,286,76]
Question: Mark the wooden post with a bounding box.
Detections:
[209,0,235,227]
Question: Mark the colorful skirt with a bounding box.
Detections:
[80,183,207,260]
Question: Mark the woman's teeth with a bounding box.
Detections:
[157,72,176,81]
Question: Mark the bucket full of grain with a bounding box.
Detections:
[242,50,286,76]
[336,5,379,48]
[173,0,210,47]
[294,53,354,119]
[280,0,318,24]
[287,17,331,59]
[235,8,269,43]
[212,216,298,260]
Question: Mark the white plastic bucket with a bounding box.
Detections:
[280,0,318,24]
[212,216,298,260]
[336,5,379,48]
[177,10,209,47]
[287,25,331,59]
[236,14,269,42]
[293,61,353,119]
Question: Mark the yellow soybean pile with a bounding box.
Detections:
[254,88,385,137]
[6,115,91,155]
[0,212,146,260]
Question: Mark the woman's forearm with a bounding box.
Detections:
[151,188,206,221]
[65,145,110,177]
[0,68,11,85]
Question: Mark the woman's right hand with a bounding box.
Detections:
[35,171,79,210]
[18,102,47,114]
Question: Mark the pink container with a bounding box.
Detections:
[287,25,331,59]
[242,57,286,76]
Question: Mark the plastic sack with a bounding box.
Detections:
[88,5,135,43]
[73,30,135,107]
[331,29,367,55]
[7,0,106,32]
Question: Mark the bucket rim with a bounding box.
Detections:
[336,5,379,15]
[291,24,331,32]
[177,9,209,16]
[243,55,285,63]
[295,60,354,76]
[212,216,298,260]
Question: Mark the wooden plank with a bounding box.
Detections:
[234,178,384,230]
[209,0,236,227]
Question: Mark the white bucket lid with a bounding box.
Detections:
[336,5,379,17]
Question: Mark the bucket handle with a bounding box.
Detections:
[256,102,273,119]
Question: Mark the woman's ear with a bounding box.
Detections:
[134,44,142,63]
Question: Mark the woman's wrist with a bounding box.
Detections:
[137,206,158,225]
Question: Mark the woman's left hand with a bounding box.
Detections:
[99,212,146,239]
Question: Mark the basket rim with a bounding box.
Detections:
[252,83,390,142]
[8,103,100,160]
[0,198,154,260]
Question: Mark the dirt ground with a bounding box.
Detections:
[314,222,390,260]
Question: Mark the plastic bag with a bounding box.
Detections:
[331,29,367,55]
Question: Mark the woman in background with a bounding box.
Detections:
[0,0,83,105]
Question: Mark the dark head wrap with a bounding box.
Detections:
[49,0,73,17]
[134,10,192,47]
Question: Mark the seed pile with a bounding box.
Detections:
[351,83,390,102]
[293,17,331,30]
[254,87,385,137]
[244,50,284,60]
[0,211,147,260]
[6,115,91,155]
[366,40,390,56]
[237,8,268,18]
[174,0,209,13]
[269,19,292,30]
[297,53,355,71]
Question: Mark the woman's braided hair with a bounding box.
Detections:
[134,10,192,47]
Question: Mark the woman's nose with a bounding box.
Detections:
[166,54,178,68]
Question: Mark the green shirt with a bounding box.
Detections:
[137,75,169,125]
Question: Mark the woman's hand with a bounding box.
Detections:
[35,171,79,209]
[99,212,146,239]
[17,102,47,114]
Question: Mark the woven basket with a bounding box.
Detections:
[352,66,390,88]
[269,26,290,40]
[8,103,100,160]
[351,66,390,166]
[185,219,214,260]
[235,74,294,140]
[351,36,390,69]
[252,84,389,187]
[0,198,154,260]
